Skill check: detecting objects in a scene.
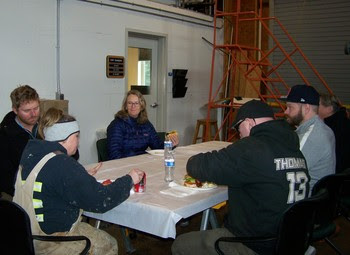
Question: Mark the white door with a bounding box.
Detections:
[128,36,160,129]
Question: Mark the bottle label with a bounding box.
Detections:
[165,159,175,167]
[164,141,173,148]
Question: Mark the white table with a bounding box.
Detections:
[83,141,230,239]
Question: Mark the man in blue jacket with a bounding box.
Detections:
[172,100,310,255]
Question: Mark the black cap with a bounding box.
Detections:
[280,84,319,106]
[231,100,274,130]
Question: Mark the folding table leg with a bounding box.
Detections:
[120,226,136,254]
[95,221,136,253]
[200,208,220,231]
[200,209,210,230]
[95,220,101,229]
[209,209,219,229]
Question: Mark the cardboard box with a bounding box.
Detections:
[40,99,69,115]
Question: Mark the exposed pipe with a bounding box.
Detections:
[78,0,222,29]
[56,0,62,99]
[115,0,212,21]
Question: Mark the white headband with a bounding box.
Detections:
[44,121,80,142]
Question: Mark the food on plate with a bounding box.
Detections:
[183,174,198,188]
[183,174,216,188]
[102,179,113,186]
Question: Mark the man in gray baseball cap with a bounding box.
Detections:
[282,84,335,193]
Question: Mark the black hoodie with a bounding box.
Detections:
[0,111,38,196]
[324,107,350,173]
[19,139,133,234]
[187,119,310,255]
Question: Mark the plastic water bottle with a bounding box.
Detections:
[164,140,175,182]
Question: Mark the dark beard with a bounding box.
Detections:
[286,108,304,126]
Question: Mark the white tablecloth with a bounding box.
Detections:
[83,141,230,238]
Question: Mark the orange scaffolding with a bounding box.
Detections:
[205,0,334,142]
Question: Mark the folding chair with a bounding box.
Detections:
[215,189,329,255]
[0,199,90,255]
[310,171,350,255]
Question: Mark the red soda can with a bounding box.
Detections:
[134,173,146,193]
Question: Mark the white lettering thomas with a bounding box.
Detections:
[274,158,306,171]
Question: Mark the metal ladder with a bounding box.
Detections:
[204,0,335,142]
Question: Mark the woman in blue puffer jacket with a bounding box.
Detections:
[107,90,179,160]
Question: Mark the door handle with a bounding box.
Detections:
[150,102,159,108]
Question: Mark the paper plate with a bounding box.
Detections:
[146,149,164,156]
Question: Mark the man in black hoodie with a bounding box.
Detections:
[0,85,40,200]
[172,100,310,255]
[319,94,350,173]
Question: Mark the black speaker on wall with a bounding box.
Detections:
[172,69,188,98]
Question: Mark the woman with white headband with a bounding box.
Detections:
[13,107,144,255]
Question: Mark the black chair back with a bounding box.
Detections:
[309,172,350,255]
[96,138,108,162]
[0,199,90,255]
[311,172,350,225]
[157,131,166,143]
[0,198,35,255]
[275,189,329,255]
[215,189,329,255]
[339,169,350,221]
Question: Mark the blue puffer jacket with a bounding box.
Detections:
[107,116,163,160]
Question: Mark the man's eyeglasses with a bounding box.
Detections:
[234,118,256,132]
[127,101,140,106]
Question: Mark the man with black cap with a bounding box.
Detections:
[282,84,335,192]
[172,99,309,255]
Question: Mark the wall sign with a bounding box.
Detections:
[106,55,124,78]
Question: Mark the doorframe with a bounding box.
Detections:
[125,29,168,132]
